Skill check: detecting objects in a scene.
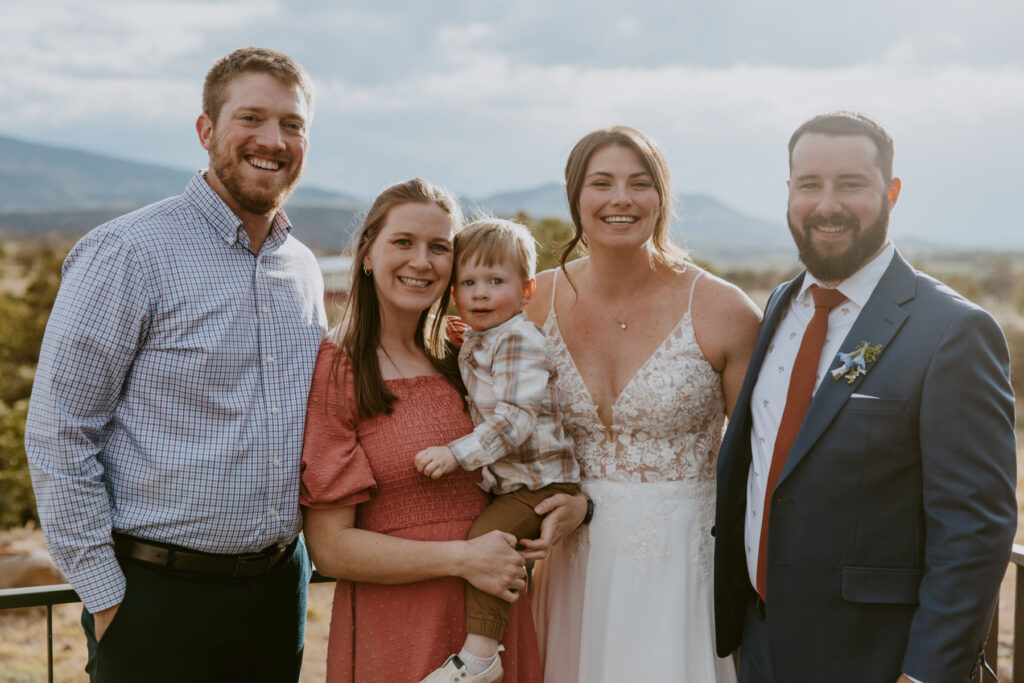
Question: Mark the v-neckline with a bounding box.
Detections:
[546,304,691,431]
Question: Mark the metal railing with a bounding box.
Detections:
[3,553,1023,682]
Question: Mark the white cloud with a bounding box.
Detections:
[0,0,283,123]
[2,0,279,74]
[316,58,1024,131]
[1,0,1021,247]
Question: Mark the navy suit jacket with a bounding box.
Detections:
[713,250,1017,682]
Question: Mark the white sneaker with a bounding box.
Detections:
[419,652,503,682]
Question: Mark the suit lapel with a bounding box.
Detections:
[725,274,805,446]
[777,252,917,484]
[752,277,804,380]
[717,275,805,529]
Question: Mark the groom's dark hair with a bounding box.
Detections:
[788,111,895,182]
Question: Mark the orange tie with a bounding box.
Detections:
[756,284,846,600]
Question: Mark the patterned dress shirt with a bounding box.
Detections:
[25,173,327,613]
[449,313,580,495]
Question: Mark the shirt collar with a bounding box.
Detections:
[797,241,895,308]
[462,311,527,343]
[184,171,293,248]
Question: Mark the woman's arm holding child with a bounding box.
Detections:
[303,505,528,602]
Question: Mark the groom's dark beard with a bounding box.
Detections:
[788,198,889,282]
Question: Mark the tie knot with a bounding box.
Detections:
[810,284,846,310]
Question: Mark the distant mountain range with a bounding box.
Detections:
[0,134,945,264]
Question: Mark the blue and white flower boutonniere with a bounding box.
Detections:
[831,340,883,384]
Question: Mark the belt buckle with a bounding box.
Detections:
[232,551,271,578]
[232,543,287,578]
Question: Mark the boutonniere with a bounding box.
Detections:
[830,340,883,384]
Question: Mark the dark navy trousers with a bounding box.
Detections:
[82,536,310,683]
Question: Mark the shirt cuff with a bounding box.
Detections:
[449,432,487,470]
[72,552,128,614]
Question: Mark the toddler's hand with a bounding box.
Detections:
[414,446,458,479]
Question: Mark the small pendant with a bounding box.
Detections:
[617,320,627,330]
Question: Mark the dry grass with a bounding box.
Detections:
[0,603,85,682]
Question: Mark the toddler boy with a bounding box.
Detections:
[415,217,580,683]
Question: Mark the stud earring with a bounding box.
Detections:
[363,265,372,276]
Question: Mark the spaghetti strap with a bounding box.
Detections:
[687,269,703,312]
[550,268,559,308]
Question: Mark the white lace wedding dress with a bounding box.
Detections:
[531,271,737,682]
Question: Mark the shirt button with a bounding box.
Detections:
[270,406,279,415]
[269,508,278,518]
[266,355,275,364]
[273,458,282,467]
[261,306,269,313]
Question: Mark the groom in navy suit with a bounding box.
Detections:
[714,111,1017,683]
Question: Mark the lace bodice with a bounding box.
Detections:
[543,272,725,484]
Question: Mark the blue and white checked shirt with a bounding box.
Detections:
[25,173,327,613]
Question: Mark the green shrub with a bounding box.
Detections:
[0,399,36,527]
[0,243,63,527]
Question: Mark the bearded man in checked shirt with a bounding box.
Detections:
[26,47,327,682]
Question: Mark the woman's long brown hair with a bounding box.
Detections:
[328,177,465,419]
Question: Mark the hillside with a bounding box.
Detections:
[470,183,796,264]
[0,135,359,212]
[0,134,944,263]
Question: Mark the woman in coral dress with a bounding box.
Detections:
[525,127,762,682]
[300,178,582,683]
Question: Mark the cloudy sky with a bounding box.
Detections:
[2,0,1022,248]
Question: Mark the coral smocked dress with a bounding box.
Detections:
[300,341,542,683]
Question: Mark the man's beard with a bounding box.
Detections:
[208,133,303,216]
[789,200,889,283]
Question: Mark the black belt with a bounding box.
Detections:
[113,533,295,578]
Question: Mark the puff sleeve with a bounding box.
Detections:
[300,341,377,508]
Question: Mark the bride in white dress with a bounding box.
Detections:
[523,126,761,682]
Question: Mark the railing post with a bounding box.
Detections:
[1016,560,1024,683]
[47,603,54,683]
[986,590,999,681]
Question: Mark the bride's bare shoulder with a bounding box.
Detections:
[689,266,762,370]
[526,262,584,325]
[525,269,556,325]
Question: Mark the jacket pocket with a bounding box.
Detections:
[841,566,921,604]
[845,397,907,413]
